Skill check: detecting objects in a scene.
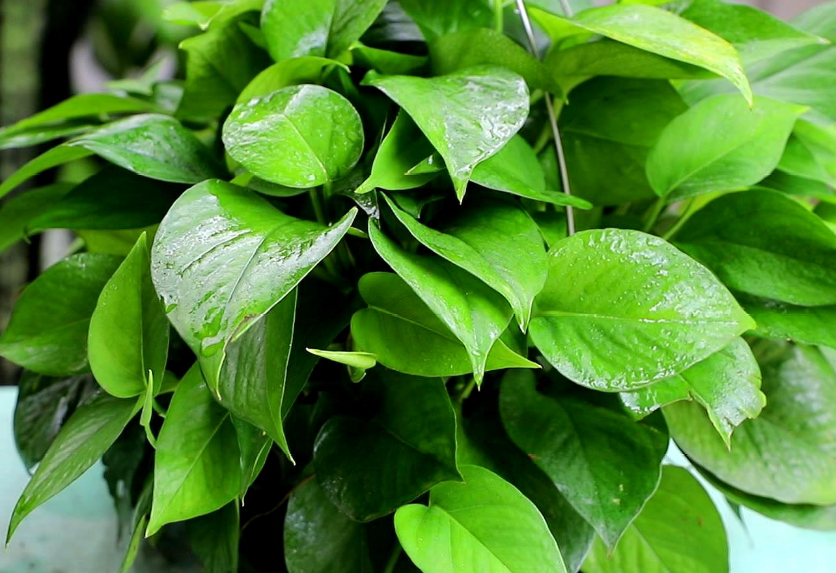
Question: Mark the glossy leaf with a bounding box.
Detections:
[164,0,263,28]
[742,297,836,350]
[532,4,752,103]
[306,348,377,382]
[223,85,364,187]
[150,180,356,394]
[7,393,140,543]
[0,253,121,376]
[351,272,539,378]
[88,233,169,398]
[147,365,241,535]
[363,66,529,200]
[620,338,765,446]
[384,195,547,329]
[395,465,567,573]
[666,343,836,505]
[313,370,460,521]
[0,144,92,200]
[530,229,754,390]
[237,56,348,102]
[398,0,492,41]
[187,502,240,573]
[216,290,296,458]
[351,44,427,75]
[261,0,387,61]
[675,190,836,305]
[777,120,836,186]
[560,77,686,205]
[583,466,728,573]
[0,183,73,253]
[647,95,804,200]
[501,370,667,549]
[368,220,514,383]
[232,417,272,497]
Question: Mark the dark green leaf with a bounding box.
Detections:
[314,370,460,521]
[232,416,272,498]
[224,85,364,187]
[501,370,667,549]
[0,183,73,253]
[0,144,93,200]
[530,229,754,390]
[351,44,427,75]
[148,364,241,535]
[395,465,567,573]
[398,0,491,42]
[0,253,121,375]
[237,56,348,102]
[7,393,140,543]
[187,502,240,573]
[742,297,836,350]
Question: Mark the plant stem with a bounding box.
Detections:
[457,377,477,403]
[643,197,665,233]
[515,0,576,235]
[309,187,327,226]
[382,544,403,573]
[494,0,504,31]
[662,197,696,241]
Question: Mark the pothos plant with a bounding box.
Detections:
[2,0,836,571]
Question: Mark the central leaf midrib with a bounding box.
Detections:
[432,505,516,573]
[535,309,740,327]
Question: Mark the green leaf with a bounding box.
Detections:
[368,220,514,383]
[469,135,592,208]
[177,16,272,120]
[13,371,94,471]
[363,66,529,200]
[314,370,460,521]
[742,297,836,350]
[27,167,181,233]
[646,95,804,200]
[150,180,356,395]
[0,183,73,253]
[351,272,540,377]
[620,338,765,447]
[231,416,272,497]
[666,343,836,505]
[147,365,241,535]
[384,195,547,329]
[88,233,169,398]
[119,478,152,573]
[545,39,714,80]
[0,144,93,201]
[0,253,121,376]
[223,85,364,187]
[237,56,348,102]
[500,370,667,549]
[68,114,225,184]
[530,228,753,390]
[533,3,751,103]
[559,77,686,206]
[398,0,492,42]
[261,0,387,61]
[0,93,157,149]
[164,0,263,29]
[697,464,836,532]
[395,464,567,573]
[778,118,836,186]
[187,502,240,573]
[675,189,836,306]
[6,393,140,543]
[350,44,427,75]
[430,28,559,93]
[306,348,377,382]
[455,401,594,572]
[216,290,296,458]
[356,111,438,194]
[582,466,728,573]
[679,0,827,64]
[284,477,374,573]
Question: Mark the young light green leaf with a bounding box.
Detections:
[7,393,140,543]
[150,180,356,395]
[89,232,169,398]
[583,466,728,573]
[368,220,514,384]
[147,365,241,536]
[305,348,377,382]
[560,77,686,206]
[363,66,529,200]
[0,253,121,376]
[395,465,567,573]
[675,189,836,306]
[187,502,240,573]
[666,343,836,505]
[355,111,438,194]
[313,370,460,521]
[261,0,387,61]
[351,273,539,378]
[647,95,804,200]
[384,195,548,330]
[237,56,348,102]
[164,0,263,29]
[620,338,765,447]
[532,3,752,103]
[223,85,364,187]
[530,229,754,390]
[216,291,296,458]
[0,183,73,253]
[500,370,668,550]
[119,478,152,573]
[742,297,836,350]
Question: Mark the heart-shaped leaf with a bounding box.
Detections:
[237,56,348,102]
[530,229,754,390]
[223,85,364,187]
